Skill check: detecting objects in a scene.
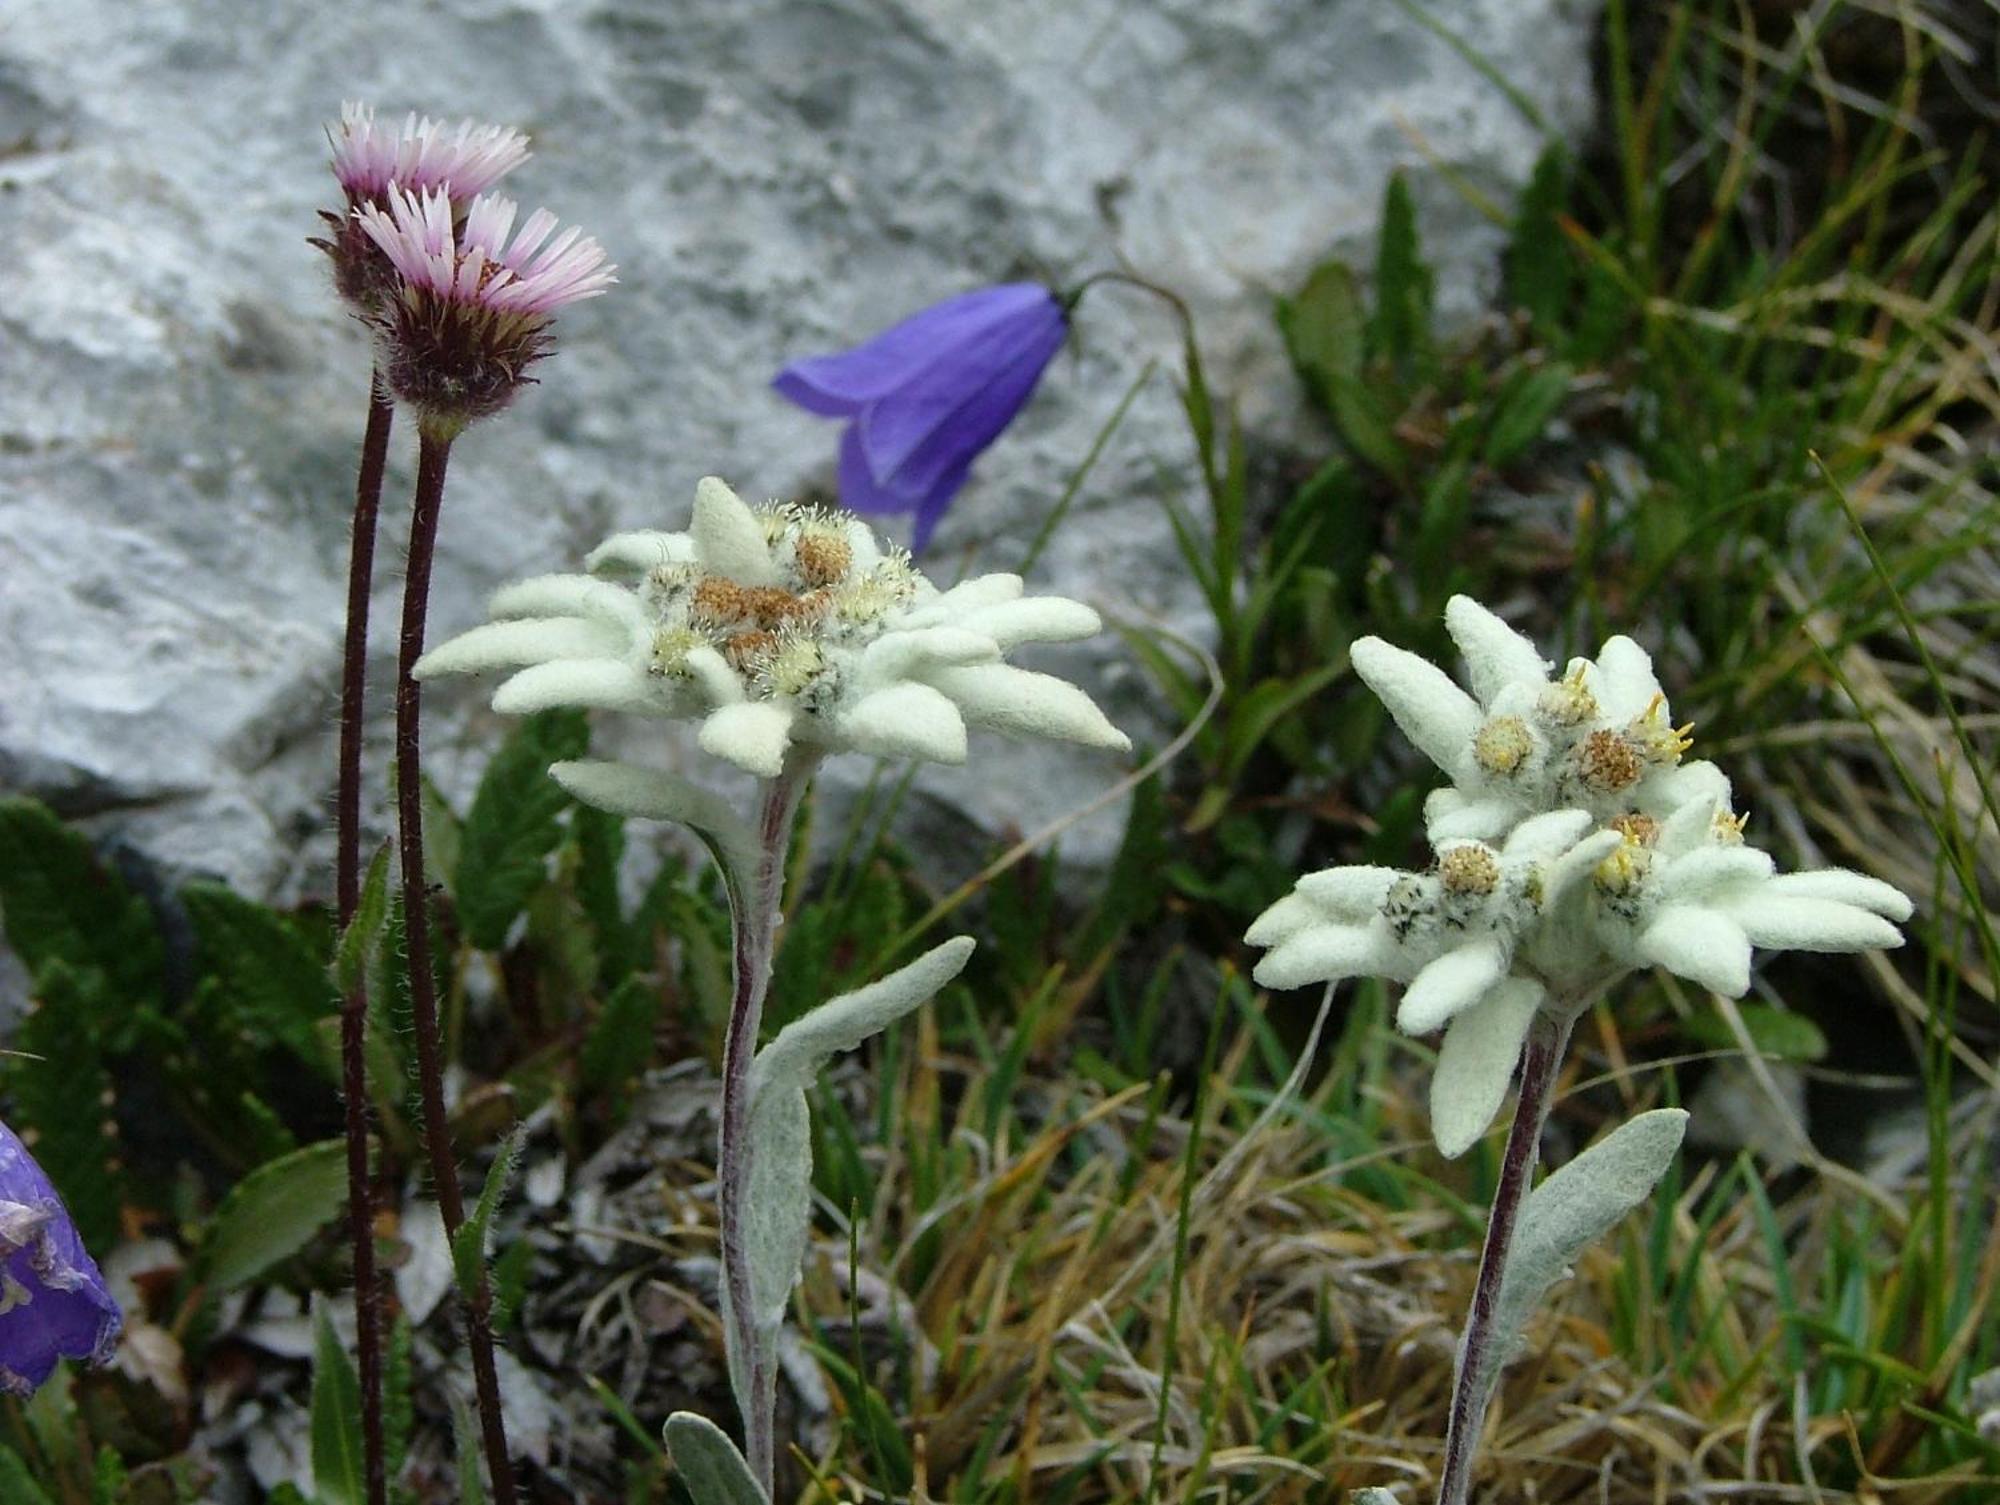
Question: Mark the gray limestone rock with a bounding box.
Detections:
[0,0,1598,907]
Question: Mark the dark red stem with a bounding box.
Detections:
[395,425,519,1505]
[337,373,393,1505]
[1434,1011,1572,1505]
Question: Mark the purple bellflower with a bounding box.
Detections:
[774,282,1069,552]
[0,1122,121,1396]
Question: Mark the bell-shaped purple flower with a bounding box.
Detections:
[774,283,1069,551]
[0,1122,121,1396]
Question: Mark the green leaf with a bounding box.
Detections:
[1277,260,1366,402]
[491,1239,533,1334]
[91,1445,127,1505]
[382,1317,415,1481]
[813,1346,914,1493]
[0,1445,56,1505]
[7,963,125,1247]
[182,883,338,1073]
[311,1300,366,1505]
[1484,362,1573,467]
[580,976,659,1108]
[570,803,630,987]
[662,1412,767,1505]
[456,710,591,949]
[196,1138,352,1291]
[1367,172,1436,381]
[452,1127,525,1299]
[1685,1003,1829,1063]
[1506,143,1573,335]
[333,840,394,998]
[451,1397,489,1505]
[0,797,164,1026]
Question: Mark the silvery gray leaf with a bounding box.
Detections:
[1474,1107,1688,1408]
[662,1411,768,1505]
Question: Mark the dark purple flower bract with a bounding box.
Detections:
[774,282,1069,551]
[0,1121,121,1396]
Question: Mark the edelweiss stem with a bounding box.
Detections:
[337,371,394,1505]
[395,425,518,1505]
[718,765,810,1497]
[1434,1010,1574,1505]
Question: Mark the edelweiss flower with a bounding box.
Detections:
[355,186,614,430]
[0,1122,121,1396]
[774,284,1070,551]
[415,476,1129,780]
[1249,594,1914,1158]
[1354,596,1725,843]
[1576,788,1911,999]
[316,102,531,315]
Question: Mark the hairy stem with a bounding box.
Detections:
[336,372,393,1505]
[717,764,811,1497]
[1434,1010,1573,1505]
[395,424,518,1505]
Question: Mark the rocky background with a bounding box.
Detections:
[0,0,1597,923]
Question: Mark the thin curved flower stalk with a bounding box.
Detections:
[417,475,1129,1499]
[314,101,531,1505]
[352,175,611,1505]
[1245,595,1913,1505]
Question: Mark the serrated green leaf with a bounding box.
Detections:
[333,840,394,997]
[1686,1003,1829,1063]
[196,1138,351,1291]
[183,883,338,1073]
[1506,143,1573,334]
[580,976,659,1107]
[1278,260,1366,401]
[0,798,163,1029]
[7,963,124,1247]
[1367,172,1436,381]
[452,1128,524,1299]
[0,1445,56,1505]
[1484,363,1573,467]
[456,711,591,949]
[1325,369,1408,481]
[311,1300,365,1505]
[570,802,630,987]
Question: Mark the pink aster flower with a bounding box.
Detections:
[328,101,530,203]
[355,185,615,432]
[315,102,531,314]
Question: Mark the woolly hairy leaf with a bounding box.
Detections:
[0,797,163,1025]
[196,1137,351,1291]
[456,710,590,949]
[663,1412,767,1505]
[7,963,124,1247]
[310,1300,365,1505]
[728,940,975,1413]
[183,883,337,1072]
[1480,1109,1689,1406]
